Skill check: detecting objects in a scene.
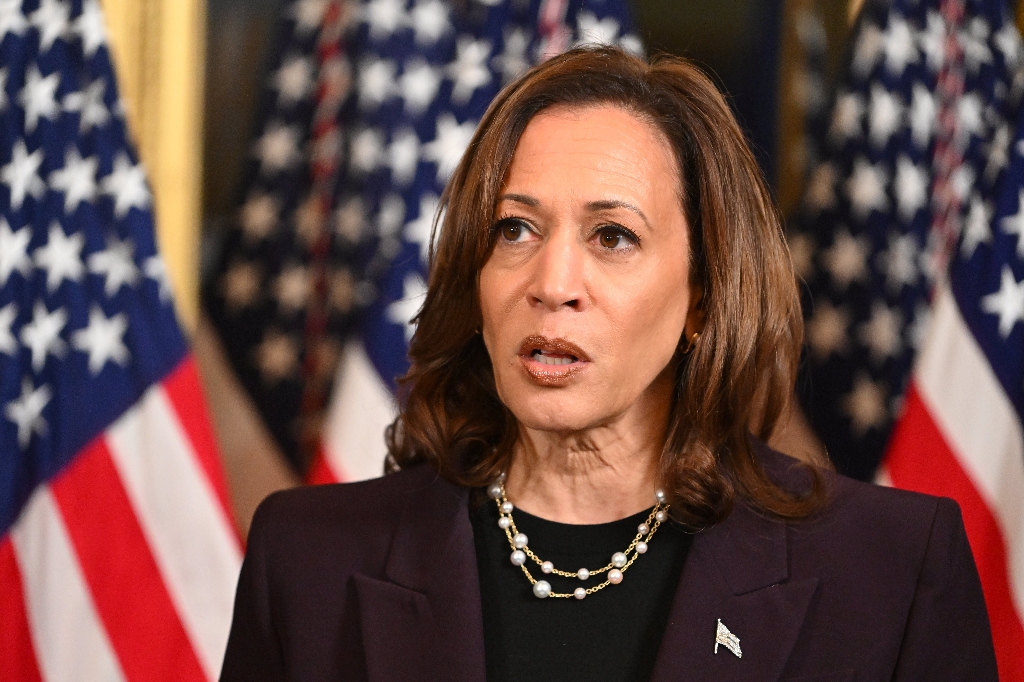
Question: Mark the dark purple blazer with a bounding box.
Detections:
[220,444,997,682]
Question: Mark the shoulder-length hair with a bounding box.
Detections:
[385,45,828,527]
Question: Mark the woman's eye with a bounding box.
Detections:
[595,226,636,250]
[494,218,534,243]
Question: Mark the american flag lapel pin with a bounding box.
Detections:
[715,619,742,658]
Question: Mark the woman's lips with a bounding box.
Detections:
[517,335,590,385]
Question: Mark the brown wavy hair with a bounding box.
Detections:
[384,45,828,527]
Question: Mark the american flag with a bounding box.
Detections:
[791,0,1023,481]
[0,1,241,680]
[884,84,1024,681]
[203,0,359,473]
[203,0,640,481]
[310,0,641,483]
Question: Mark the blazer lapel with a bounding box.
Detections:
[651,502,819,682]
[355,470,487,682]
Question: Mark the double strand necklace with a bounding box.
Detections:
[487,475,670,600]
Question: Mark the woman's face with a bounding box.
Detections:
[479,104,702,435]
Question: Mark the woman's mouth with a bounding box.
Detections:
[530,349,577,366]
[517,336,590,385]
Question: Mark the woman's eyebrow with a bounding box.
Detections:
[586,199,650,228]
[496,193,539,207]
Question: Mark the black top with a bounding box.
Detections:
[470,499,693,682]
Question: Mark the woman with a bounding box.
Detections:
[221,47,996,682]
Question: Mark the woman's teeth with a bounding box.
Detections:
[532,351,576,365]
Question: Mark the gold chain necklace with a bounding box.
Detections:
[488,476,670,599]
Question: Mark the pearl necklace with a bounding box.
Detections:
[487,476,670,600]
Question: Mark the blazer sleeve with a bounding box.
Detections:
[220,494,286,682]
[891,497,997,681]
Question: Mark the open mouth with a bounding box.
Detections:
[517,336,591,377]
[530,349,578,366]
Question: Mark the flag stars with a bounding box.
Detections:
[824,229,869,290]
[0,218,32,285]
[2,139,45,209]
[804,162,837,214]
[101,153,151,218]
[387,273,427,342]
[917,11,945,73]
[858,303,903,363]
[894,155,927,222]
[422,114,476,183]
[34,222,84,291]
[387,127,420,186]
[21,301,67,371]
[576,11,620,47]
[0,302,16,355]
[405,193,440,265]
[868,84,903,149]
[0,0,28,41]
[493,28,531,84]
[844,375,888,435]
[290,0,329,34]
[273,55,315,105]
[882,14,917,76]
[807,301,849,359]
[409,0,451,46]
[957,93,984,139]
[72,306,129,374]
[851,22,884,79]
[29,0,70,52]
[846,157,889,220]
[63,79,110,132]
[73,0,106,57]
[88,236,139,296]
[995,21,1022,69]
[447,37,492,105]
[222,261,262,311]
[351,127,384,173]
[143,256,172,302]
[256,330,300,383]
[828,91,864,145]
[982,266,1024,338]
[274,264,310,313]
[19,64,60,133]
[961,195,992,259]
[398,59,441,116]
[908,84,936,150]
[362,0,409,42]
[49,147,98,213]
[255,123,303,175]
[959,18,993,74]
[5,378,51,449]
[359,58,397,110]
[878,232,919,292]
[240,193,279,242]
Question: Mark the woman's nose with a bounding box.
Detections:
[526,232,587,311]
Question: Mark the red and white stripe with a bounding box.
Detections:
[0,357,242,682]
[883,285,1024,679]
[308,341,396,485]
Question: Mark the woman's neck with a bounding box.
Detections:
[502,421,664,525]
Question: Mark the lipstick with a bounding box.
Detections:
[517,335,591,386]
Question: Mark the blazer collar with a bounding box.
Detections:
[356,467,488,682]
[650,499,819,681]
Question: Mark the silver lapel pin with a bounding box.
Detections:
[715,618,742,658]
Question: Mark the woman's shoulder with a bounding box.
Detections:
[757,442,968,577]
[246,463,454,562]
